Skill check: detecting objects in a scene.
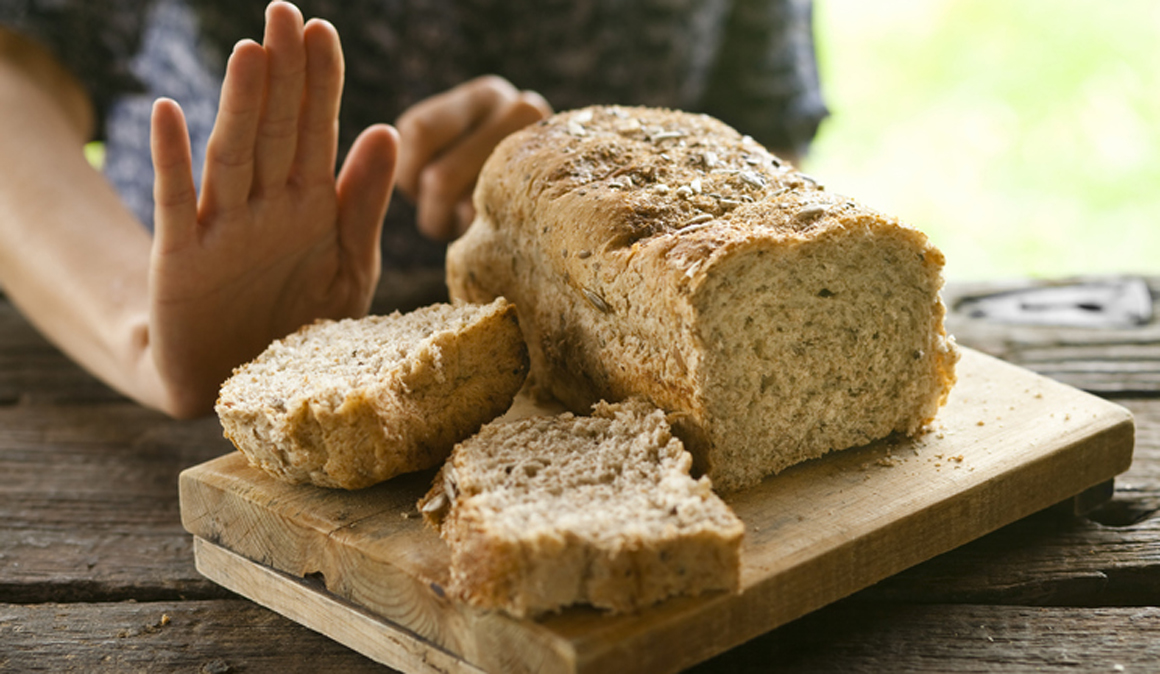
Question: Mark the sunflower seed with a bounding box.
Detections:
[795,204,827,222]
[583,288,611,313]
[680,213,714,228]
[739,171,767,189]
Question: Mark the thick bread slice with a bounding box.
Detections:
[215,298,528,490]
[447,105,959,492]
[418,399,744,618]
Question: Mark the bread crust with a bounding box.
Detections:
[419,400,745,617]
[448,106,959,491]
[216,299,529,489]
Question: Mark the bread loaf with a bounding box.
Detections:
[419,399,744,617]
[216,299,528,489]
[447,106,959,492]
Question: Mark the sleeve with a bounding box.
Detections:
[698,0,829,158]
[0,0,150,139]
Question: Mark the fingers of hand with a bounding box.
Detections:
[295,17,343,185]
[252,0,307,192]
[151,98,198,249]
[201,2,346,218]
[395,75,548,200]
[409,86,550,241]
[201,39,266,216]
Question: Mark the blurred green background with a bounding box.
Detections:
[803,0,1159,282]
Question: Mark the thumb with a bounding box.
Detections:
[336,124,399,274]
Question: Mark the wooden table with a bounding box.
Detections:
[3,272,1159,672]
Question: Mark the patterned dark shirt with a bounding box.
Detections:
[1,0,827,269]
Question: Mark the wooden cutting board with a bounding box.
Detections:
[180,347,1135,674]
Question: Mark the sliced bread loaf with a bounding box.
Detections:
[419,399,745,618]
[216,298,528,489]
[447,105,959,491]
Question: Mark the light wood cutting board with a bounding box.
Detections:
[180,347,1135,674]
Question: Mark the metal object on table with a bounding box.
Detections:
[956,278,1153,329]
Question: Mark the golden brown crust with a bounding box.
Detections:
[419,400,744,618]
[449,106,958,492]
[217,299,529,490]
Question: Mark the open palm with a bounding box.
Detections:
[147,1,397,417]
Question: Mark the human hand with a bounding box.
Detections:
[395,76,551,241]
[147,1,398,417]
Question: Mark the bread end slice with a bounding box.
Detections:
[216,298,528,489]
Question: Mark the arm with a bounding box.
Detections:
[0,25,163,406]
[0,2,398,418]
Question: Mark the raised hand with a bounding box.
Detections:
[148,1,398,417]
[395,75,551,241]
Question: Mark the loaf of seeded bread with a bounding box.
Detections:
[215,299,528,490]
[418,399,744,617]
[447,105,959,492]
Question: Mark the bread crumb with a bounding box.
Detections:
[977,420,986,426]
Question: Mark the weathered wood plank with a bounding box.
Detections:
[689,602,1160,673]
[5,600,1152,674]
[858,505,1160,607]
[0,298,128,405]
[0,404,233,602]
[0,599,390,673]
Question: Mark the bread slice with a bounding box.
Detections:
[447,105,959,492]
[216,298,528,489]
[419,399,745,618]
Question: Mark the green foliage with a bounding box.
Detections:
[805,0,1159,280]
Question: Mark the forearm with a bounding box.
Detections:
[0,41,174,414]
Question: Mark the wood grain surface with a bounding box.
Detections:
[3,277,1159,673]
[179,348,1135,674]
